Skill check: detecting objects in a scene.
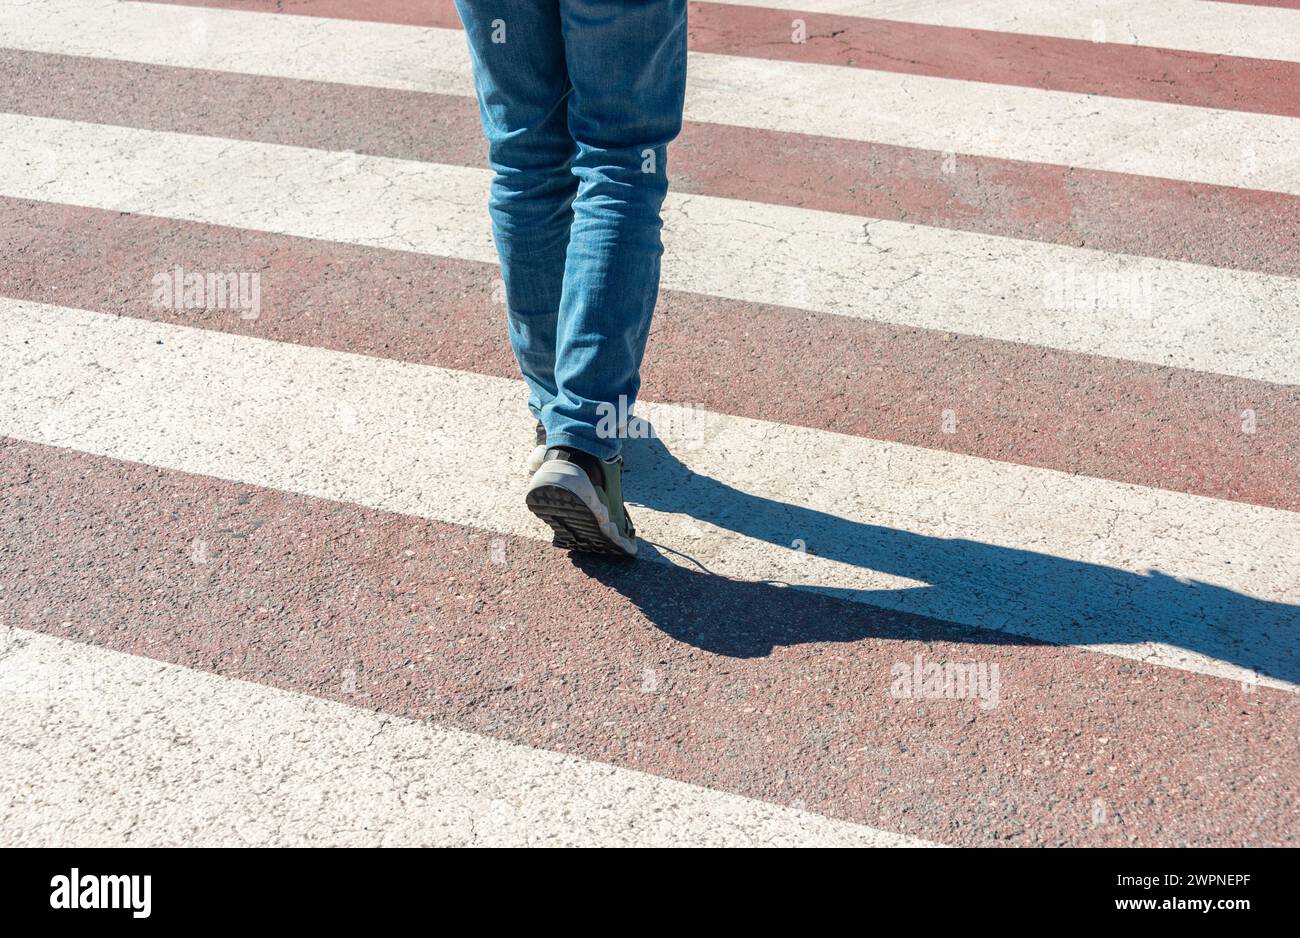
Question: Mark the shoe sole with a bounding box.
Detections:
[525,462,637,558]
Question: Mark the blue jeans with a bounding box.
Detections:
[454,0,688,460]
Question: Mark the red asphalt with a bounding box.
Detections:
[3,438,1295,846]
[136,0,1300,117]
[5,196,1298,512]
[1218,0,1300,9]
[3,48,1298,283]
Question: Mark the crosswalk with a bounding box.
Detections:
[8,0,1300,190]
[8,112,1297,381]
[0,0,1297,846]
[718,0,1300,59]
[1,626,932,846]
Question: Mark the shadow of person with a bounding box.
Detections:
[568,429,1298,686]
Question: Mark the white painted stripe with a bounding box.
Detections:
[684,53,1300,195]
[4,113,1298,385]
[0,627,929,846]
[2,300,1296,691]
[3,0,1299,194]
[722,0,1300,63]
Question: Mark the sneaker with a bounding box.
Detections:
[526,420,547,473]
[525,446,637,557]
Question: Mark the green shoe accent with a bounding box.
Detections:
[526,420,548,474]
[598,455,635,542]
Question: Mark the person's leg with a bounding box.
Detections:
[540,0,689,460]
[453,1,576,420]
[524,0,687,557]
